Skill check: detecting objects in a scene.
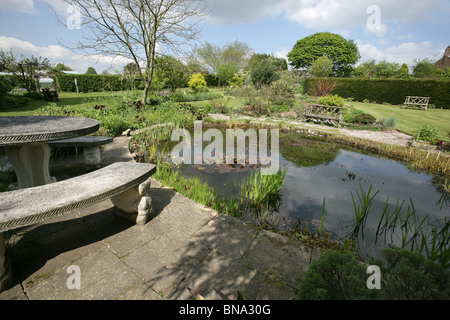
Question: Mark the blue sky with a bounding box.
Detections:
[0,0,448,73]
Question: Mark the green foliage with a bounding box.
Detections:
[261,80,296,106]
[369,247,449,300]
[204,74,219,87]
[56,74,138,92]
[288,32,360,77]
[353,113,376,124]
[298,249,380,300]
[239,170,287,214]
[412,58,442,79]
[415,124,440,144]
[381,117,397,131]
[318,94,344,107]
[352,60,401,78]
[154,161,240,217]
[304,78,450,109]
[153,55,190,91]
[250,59,281,88]
[248,53,288,72]
[0,49,51,92]
[23,91,44,100]
[309,56,334,77]
[188,73,208,93]
[396,63,410,78]
[85,67,97,75]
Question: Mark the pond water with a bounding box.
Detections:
[152,127,449,258]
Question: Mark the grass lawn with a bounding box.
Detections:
[350,102,450,141]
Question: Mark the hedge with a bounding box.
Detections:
[304,78,450,109]
[56,74,144,93]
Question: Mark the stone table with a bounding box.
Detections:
[0,116,99,189]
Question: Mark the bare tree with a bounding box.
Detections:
[53,0,208,105]
[0,49,51,92]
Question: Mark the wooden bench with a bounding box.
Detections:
[402,96,430,110]
[0,162,156,291]
[303,104,345,127]
[48,136,113,168]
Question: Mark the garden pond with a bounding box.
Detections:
[137,125,449,258]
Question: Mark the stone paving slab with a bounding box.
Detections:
[0,133,317,300]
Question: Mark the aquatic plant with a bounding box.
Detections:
[238,169,287,215]
[345,183,449,268]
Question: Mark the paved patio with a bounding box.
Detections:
[0,135,319,300]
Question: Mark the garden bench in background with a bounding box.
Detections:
[0,162,156,291]
[402,96,430,110]
[48,136,113,168]
[303,104,344,127]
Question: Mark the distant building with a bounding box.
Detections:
[434,46,450,70]
[61,70,81,75]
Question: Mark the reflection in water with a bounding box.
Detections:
[155,130,449,258]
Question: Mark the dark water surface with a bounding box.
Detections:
[158,129,449,258]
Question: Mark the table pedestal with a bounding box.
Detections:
[0,233,12,292]
[5,143,55,189]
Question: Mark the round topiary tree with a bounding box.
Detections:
[288,32,360,77]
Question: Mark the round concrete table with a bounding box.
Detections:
[0,116,100,189]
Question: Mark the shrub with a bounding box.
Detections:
[308,78,341,97]
[188,73,208,93]
[56,74,135,92]
[23,91,44,100]
[369,247,449,300]
[353,113,376,124]
[298,250,380,300]
[381,117,397,131]
[342,106,364,123]
[304,78,450,109]
[318,94,345,107]
[250,61,280,88]
[415,124,440,144]
[260,80,296,106]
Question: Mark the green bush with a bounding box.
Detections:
[369,247,449,300]
[415,124,440,144]
[342,106,364,123]
[56,74,139,92]
[318,94,345,107]
[188,73,208,93]
[381,117,397,131]
[304,78,450,109]
[23,91,44,100]
[261,80,296,106]
[298,250,380,300]
[353,113,376,124]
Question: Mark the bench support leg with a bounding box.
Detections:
[5,143,56,189]
[111,179,154,226]
[83,147,102,168]
[0,233,13,293]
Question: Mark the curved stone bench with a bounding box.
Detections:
[0,162,156,291]
[48,136,114,168]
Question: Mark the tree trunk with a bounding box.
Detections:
[140,81,150,106]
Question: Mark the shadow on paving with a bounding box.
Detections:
[4,184,176,295]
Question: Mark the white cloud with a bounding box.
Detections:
[0,36,128,73]
[0,0,38,14]
[206,0,445,32]
[356,40,442,66]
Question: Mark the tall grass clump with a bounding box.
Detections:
[345,182,449,268]
[154,161,241,218]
